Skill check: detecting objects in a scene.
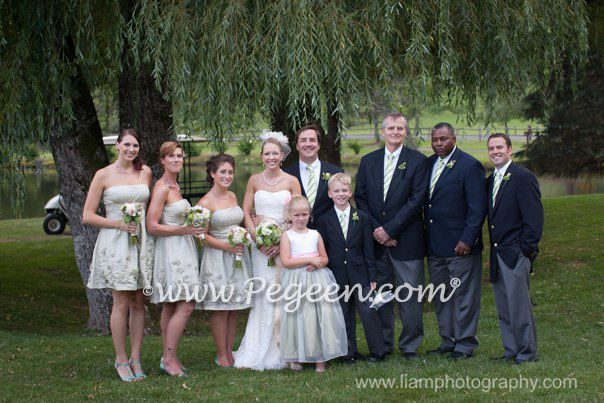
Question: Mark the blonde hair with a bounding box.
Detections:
[327,172,352,190]
[284,195,311,220]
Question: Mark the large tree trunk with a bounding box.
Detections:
[321,102,342,166]
[49,35,112,333]
[119,0,173,178]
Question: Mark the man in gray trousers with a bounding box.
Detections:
[424,123,487,360]
[486,133,543,364]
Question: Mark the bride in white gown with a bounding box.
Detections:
[234,132,301,370]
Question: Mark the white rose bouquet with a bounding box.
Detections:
[254,221,282,267]
[227,227,251,268]
[120,202,144,244]
[183,206,212,239]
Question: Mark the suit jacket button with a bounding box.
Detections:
[491,225,495,229]
[344,260,347,264]
[429,219,433,223]
[494,243,498,247]
[382,212,386,216]
[345,248,348,252]
[428,204,432,208]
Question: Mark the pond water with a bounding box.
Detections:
[1,163,602,220]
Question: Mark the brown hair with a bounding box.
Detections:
[159,141,184,160]
[117,127,143,171]
[261,137,285,154]
[206,154,236,185]
[488,133,512,147]
[295,124,322,145]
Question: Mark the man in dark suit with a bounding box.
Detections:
[486,133,543,364]
[316,173,386,364]
[283,124,343,228]
[354,112,429,359]
[424,122,487,360]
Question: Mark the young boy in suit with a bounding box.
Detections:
[316,173,386,363]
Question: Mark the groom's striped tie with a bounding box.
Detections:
[383,154,396,201]
[429,158,446,198]
[492,171,502,207]
[306,165,317,208]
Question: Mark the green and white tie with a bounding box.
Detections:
[492,171,502,207]
[339,212,348,240]
[306,165,317,208]
[429,158,446,198]
[383,154,396,200]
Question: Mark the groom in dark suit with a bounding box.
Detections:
[283,124,343,228]
[354,112,429,358]
[486,133,543,364]
[424,122,486,360]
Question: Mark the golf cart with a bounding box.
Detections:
[43,195,68,235]
[42,133,210,235]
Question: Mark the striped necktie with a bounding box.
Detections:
[429,158,446,198]
[306,164,317,208]
[492,171,502,207]
[339,212,348,240]
[383,153,396,201]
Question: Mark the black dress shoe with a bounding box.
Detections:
[367,354,385,363]
[341,356,356,365]
[353,352,368,361]
[448,351,473,360]
[384,350,393,356]
[401,352,418,360]
[426,347,454,356]
[514,356,538,365]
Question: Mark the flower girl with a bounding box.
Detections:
[279,195,347,372]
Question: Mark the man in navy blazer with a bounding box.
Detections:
[283,124,344,229]
[316,173,385,363]
[486,133,543,364]
[424,123,486,360]
[354,112,429,358]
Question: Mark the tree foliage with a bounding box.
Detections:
[518,1,603,177]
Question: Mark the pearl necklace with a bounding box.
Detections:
[115,162,134,175]
[262,170,283,186]
[212,189,229,200]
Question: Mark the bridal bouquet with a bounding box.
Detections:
[120,202,144,244]
[183,206,212,239]
[227,227,251,268]
[255,222,282,267]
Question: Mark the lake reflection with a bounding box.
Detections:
[1,162,603,220]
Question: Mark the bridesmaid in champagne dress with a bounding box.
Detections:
[197,154,252,367]
[84,127,153,382]
[146,141,204,377]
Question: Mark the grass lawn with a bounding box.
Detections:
[1,194,602,400]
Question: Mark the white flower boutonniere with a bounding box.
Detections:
[352,212,359,222]
[503,173,512,181]
[322,172,331,181]
[398,162,407,171]
[446,160,456,169]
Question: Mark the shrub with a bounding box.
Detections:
[237,137,256,156]
[347,140,363,155]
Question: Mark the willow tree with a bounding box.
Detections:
[1,0,589,330]
[133,0,588,165]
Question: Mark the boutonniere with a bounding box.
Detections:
[351,212,359,223]
[446,160,456,169]
[322,172,331,181]
[397,162,407,171]
[503,173,511,181]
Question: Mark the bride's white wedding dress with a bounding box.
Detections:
[233,189,290,370]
